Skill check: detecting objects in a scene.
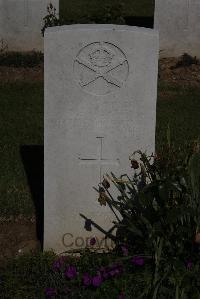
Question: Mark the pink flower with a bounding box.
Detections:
[119,294,126,299]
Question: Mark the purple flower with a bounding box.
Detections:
[82,272,92,286]
[119,294,126,299]
[108,265,119,277]
[186,260,193,269]
[113,268,121,275]
[92,275,103,287]
[100,267,110,279]
[52,260,60,271]
[121,244,128,256]
[99,264,123,280]
[44,287,57,298]
[102,272,110,279]
[52,256,67,271]
[109,270,117,277]
[131,256,145,266]
[64,265,77,279]
[112,264,123,274]
[90,237,96,246]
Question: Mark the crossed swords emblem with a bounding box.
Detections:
[75,47,128,88]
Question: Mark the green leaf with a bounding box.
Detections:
[188,153,200,200]
[127,221,143,237]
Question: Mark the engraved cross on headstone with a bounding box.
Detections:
[79,137,120,182]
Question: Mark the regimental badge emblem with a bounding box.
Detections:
[74,42,129,96]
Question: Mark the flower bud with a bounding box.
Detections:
[195,232,200,244]
[90,237,96,246]
[98,192,108,206]
[102,178,110,189]
[131,159,139,169]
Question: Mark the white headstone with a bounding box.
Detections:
[0,0,59,51]
[44,24,159,253]
[154,0,200,57]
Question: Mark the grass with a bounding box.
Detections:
[0,80,200,217]
[0,251,56,299]
[0,251,144,298]
[60,0,155,23]
[1,249,199,298]
[0,82,43,217]
[156,83,200,151]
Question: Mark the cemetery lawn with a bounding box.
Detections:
[0,82,43,218]
[156,83,200,151]
[0,79,200,218]
[0,59,200,298]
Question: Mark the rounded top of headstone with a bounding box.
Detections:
[45,24,159,37]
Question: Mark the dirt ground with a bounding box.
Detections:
[0,217,40,266]
[0,56,200,263]
[159,57,200,87]
[0,63,43,82]
[0,57,200,85]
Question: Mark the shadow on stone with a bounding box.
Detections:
[125,16,154,28]
[20,145,44,247]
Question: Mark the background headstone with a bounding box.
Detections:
[154,0,200,57]
[44,24,159,253]
[0,0,59,52]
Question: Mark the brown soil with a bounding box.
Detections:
[0,63,43,82]
[0,55,200,263]
[0,218,40,266]
[0,57,200,86]
[159,57,200,87]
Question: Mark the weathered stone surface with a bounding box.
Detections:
[154,0,200,57]
[44,24,159,253]
[0,0,59,51]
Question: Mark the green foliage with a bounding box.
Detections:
[42,2,125,31]
[41,3,60,36]
[60,0,155,24]
[0,251,56,298]
[0,149,200,298]
[79,3,126,25]
[88,147,200,298]
[0,51,43,68]
[0,251,150,299]
[1,242,199,298]
[188,149,200,231]
[0,39,8,53]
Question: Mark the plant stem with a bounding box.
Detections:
[152,237,164,299]
[175,285,179,299]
